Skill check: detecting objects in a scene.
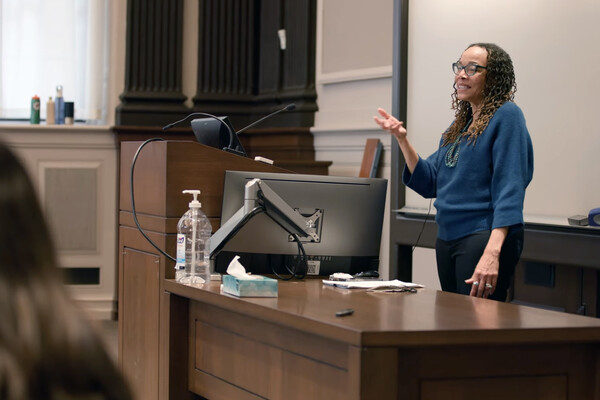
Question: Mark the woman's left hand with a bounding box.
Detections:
[465,252,500,298]
[465,227,508,298]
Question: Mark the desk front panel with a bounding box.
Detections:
[164,280,600,399]
[189,301,357,400]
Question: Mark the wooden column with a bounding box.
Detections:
[193,0,318,129]
[114,0,329,175]
[115,0,188,126]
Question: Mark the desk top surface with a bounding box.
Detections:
[165,279,600,347]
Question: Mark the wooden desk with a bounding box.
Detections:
[164,279,600,400]
[117,141,293,400]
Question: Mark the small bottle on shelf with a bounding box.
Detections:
[30,95,40,124]
[55,85,65,124]
[46,97,55,125]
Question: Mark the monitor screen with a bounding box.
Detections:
[190,116,247,157]
[215,171,388,277]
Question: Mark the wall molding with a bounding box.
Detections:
[318,65,392,85]
[0,126,115,149]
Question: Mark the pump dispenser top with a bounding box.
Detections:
[183,189,202,208]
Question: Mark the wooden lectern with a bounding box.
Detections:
[118,140,290,400]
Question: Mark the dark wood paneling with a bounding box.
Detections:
[114,126,331,175]
[192,0,318,129]
[414,344,597,400]
[164,279,600,399]
[115,0,326,173]
[117,0,188,126]
[119,140,292,221]
[120,246,160,400]
[196,0,256,97]
[510,261,599,316]
[190,302,349,399]
[118,141,302,400]
[116,0,318,128]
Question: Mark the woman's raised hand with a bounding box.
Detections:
[374,108,407,142]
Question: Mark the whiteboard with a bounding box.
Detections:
[403,0,600,224]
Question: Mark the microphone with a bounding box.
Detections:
[161,104,296,157]
[235,103,296,135]
[163,112,232,136]
[162,111,239,155]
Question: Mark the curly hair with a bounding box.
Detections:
[443,43,517,146]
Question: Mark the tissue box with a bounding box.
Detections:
[222,275,278,297]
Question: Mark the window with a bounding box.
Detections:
[0,0,109,123]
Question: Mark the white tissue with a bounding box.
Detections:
[226,255,260,280]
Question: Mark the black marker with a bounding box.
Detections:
[335,308,354,317]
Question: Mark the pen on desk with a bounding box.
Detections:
[335,308,354,317]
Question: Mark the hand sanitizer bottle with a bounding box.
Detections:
[175,190,212,284]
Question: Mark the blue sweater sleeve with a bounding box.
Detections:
[490,104,534,229]
[402,147,443,199]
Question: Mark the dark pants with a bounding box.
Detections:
[435,228,524,301]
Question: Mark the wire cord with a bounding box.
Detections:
[412,198,433,253]
[130,138,307,279]
[129,138,177,262]
[271,234,308,280]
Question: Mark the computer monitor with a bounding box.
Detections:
[190,116,247,157]
[214,171,387,277]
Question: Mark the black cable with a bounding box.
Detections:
[271,234,308,280]
[409,131,445,253]
[412,198,433,253]
[129,138,176,262]
[129,137,309,278]
[292,238,308,279]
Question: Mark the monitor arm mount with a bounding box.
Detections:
[209,179,319,264]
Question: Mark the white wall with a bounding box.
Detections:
[313,0,439,285]
[0,126,119,319]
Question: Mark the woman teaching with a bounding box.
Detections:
[375,43,534,301]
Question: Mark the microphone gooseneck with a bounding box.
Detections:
[162,104,296,155]
[235,103,296,135]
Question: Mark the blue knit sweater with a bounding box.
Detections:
[403,102,534,241]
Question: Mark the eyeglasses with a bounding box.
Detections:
[452,62,487,76]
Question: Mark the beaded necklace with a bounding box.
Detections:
[444,117,472,168]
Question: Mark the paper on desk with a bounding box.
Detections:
[322,279,423,289]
